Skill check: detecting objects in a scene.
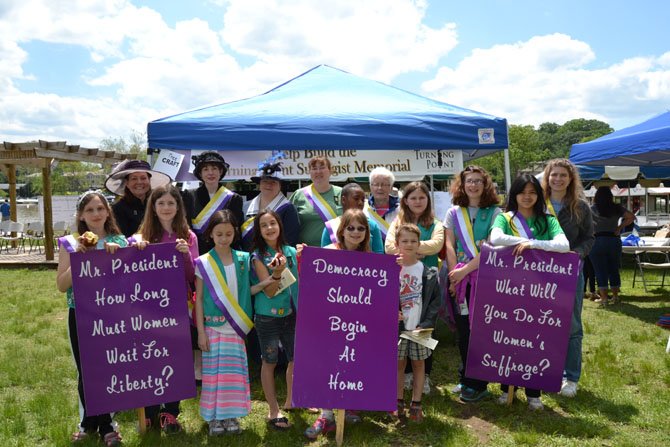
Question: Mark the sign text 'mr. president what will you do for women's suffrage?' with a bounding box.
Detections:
[292,247,400,412]
[466,244,580,393]
[72,243,196,416]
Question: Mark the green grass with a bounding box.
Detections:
[0,264,668,446]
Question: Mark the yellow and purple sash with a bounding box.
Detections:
[364,202,390,238]
[503,211,535,239]
[452,207,479,259]
[192,186,236,234]
[195,253,253,338]
[302,185,338,224]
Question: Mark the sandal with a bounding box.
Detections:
[71,428,94,443]
[103,431,123,447]
[390,399,405,420]
[409,401,423,422]
[267,416,291,431]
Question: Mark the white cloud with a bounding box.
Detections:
[220,0,457,82]
[0,0,458,146]
[421,33,670,128]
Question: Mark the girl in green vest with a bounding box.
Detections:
[249,209,299,431]
[194,210,253,436]
[444,166,501,403]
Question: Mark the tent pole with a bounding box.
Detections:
[504,148,512,193]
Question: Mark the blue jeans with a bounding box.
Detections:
[564,271,584,383]
[590,236,622,289]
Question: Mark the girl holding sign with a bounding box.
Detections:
[541,159,594,398]
[249,209,299,431]
[385,181,444,394]
[304,209,370,439]
[133,184,199,434]
[194,210,253,436]
[489,174,570,410]
[444,166,501,403]
[56,191,126,446]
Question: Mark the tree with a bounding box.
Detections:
[99,130,147,160]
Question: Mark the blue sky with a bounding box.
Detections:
[1,0,669,147]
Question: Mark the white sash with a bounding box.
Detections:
[241,193,291,242]
[503,211,535,239]
[364,202,390,238]
[324,217,341,244]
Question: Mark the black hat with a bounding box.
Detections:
[192,151,229,182]
[104,159,171,196]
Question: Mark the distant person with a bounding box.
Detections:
[184,152,244,255]
[589,186,635,305]
[1,199,10,221]
[289,156,342,246]
[105,159,171,237]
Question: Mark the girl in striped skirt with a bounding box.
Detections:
[194,210,253,435]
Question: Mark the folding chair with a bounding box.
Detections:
[631,247,670,292]
[52,221,71,248]
[0,222,26,253]
[26,221,46,254]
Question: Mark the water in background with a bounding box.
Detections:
[15,196,79,228]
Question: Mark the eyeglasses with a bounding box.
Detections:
[465,179,484,185]
[346,225,367,233]
[371,183,391,188]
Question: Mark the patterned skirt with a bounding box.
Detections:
[200,326,251,421]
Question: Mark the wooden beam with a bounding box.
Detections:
[42,159,55,261]
[7,164,17,222]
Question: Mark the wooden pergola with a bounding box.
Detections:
[0,140,137,260]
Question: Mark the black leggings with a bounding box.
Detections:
[68,309,114,436]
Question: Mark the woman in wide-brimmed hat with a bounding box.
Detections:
[105,159,171,237]
[241,157,299,250]
[183,151,243,255]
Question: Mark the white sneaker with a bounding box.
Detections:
[527,397,544,411]
[451,383,463,394]
[560,380,578,397]
[423,375,431,395]
[404,372,413,390]
[497,392,509,405]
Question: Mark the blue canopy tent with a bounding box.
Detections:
[147,65,510,183]
[579,165,670,182]
[570,110,670,166]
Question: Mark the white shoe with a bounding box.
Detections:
[451,383,463,394]
[497,392,509,405]
[404,372,413,390]
[423,375,431,395]
[560,380,578,397]
[527,397,544,411]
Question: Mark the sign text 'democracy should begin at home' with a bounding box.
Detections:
[292,247,400,411]
[466,244,580,393]
[72,243,196,415]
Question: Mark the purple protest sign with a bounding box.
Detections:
[71,243,196,416]
[465,244,580,392]
[292,247,400,411]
